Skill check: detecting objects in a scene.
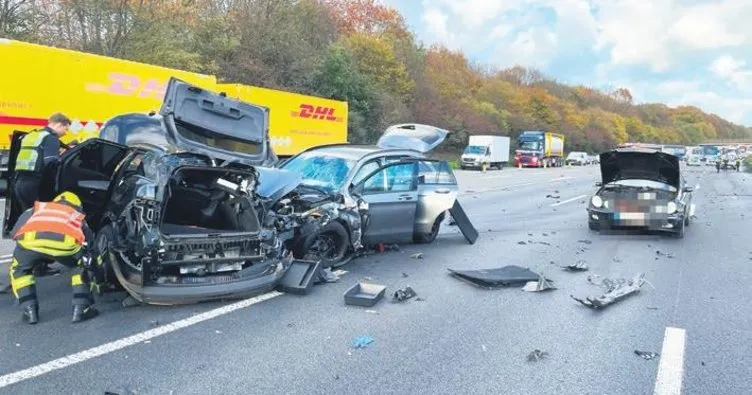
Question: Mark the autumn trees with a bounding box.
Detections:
[1,0,749,152]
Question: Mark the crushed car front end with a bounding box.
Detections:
[106,154,297,305]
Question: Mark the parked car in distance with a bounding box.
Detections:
[566,151,588,165]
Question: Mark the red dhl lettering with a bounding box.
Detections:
[84,72,167,100]
[290,104,344,122]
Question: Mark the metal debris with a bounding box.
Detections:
[656,250,674,259]
[401,272,409,278]
[538,241,551,246]
[578,239,593,245]
[545,194,561,199]
[316,267,342,283]
[634,350,660,360]
[518,241,527,245]
[410,253,424,259]
[522,275,557,292]
[527,349,549,362]
[572,273,647,309]
[393,286,417,302]
[562,261,589,272]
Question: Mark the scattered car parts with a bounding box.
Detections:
[344,282,387,307]
[571,273,647,309]
[448,265,546,288]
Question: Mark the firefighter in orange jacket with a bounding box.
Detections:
[8,191,104,324]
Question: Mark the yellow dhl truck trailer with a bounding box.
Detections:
[0,38,348,192]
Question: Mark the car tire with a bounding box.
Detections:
[294,221,351,268]
[673,220,685,238]
[414,213,445,244]
[588,221,599,231]
[94,224,124,291]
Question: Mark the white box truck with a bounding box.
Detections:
[460,135,510,170]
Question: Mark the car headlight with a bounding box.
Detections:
[591,195,603,208]
[666,201,677,214]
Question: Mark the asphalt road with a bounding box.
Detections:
[0,163,750,395]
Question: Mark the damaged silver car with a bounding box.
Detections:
[279,124,478,267]
[3,78,317,305]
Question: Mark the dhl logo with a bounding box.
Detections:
[84,72,167,99]
[291,104,344,122]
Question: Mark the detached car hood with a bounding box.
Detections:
[377,123,449,153]
[159,77,272,166]
[599,149,680,188]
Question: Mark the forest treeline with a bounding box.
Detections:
[2,0,750,152]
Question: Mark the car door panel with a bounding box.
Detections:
[415,160,459,234]
[56,138,128,229]
[354,161,418,245]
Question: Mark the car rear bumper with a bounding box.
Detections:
[110,251,291,305]
[587,209,684,232]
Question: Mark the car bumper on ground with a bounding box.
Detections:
[587,209,684,233]
[109,251,291,305]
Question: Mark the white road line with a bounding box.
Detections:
[1,254,12,259]
[653,326,687,395]
[0,291,283,389]
[550,194,587,207]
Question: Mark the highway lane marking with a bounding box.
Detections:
[653,326,687,395]
[550,194,587,207]
[0,291,283,389]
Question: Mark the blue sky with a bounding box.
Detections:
[382,0,752,126]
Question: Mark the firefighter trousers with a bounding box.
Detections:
[9,245,95,309]
[13,174,42,213]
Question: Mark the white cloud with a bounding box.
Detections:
[709,55,752,88]
[422,8,454,47]
[655,80,702,96]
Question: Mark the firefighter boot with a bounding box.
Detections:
[71,305,99,323]
[23,304,39,325]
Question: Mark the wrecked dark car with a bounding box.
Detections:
[3,78,314,305]
[587,148,693,238]
[279,123,478,267]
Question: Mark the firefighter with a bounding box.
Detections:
[13,113,71,213]
[8,191,104,325]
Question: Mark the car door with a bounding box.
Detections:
[55,138,128,230]
[415,159,459,233]
[352,161,419,245]
[3,131,30,237]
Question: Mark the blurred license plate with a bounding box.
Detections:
[615,212,646,225]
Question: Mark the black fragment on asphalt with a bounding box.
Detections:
[634,350,660,360]
[527,349,549,362]
[448,266,547,288]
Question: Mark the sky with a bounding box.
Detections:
[382,0,752,126]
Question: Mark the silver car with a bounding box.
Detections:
[278,124,475,267]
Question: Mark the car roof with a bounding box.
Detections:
[300,144,419,161]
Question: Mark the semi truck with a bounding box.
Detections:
[513,130,565,167]
[0,38,348,192]
[460,135,510,170]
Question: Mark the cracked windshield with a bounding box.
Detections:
[0,1,750,394]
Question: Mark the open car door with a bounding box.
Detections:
[54,138,128,231]
[352,160,420,245]
[3,131,28,237]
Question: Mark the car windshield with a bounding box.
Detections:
[607,179,677,192]
[464,145,487,154]
[280,152,355,192]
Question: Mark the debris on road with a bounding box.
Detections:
[278,259,322,294]
[562,261,589,272]
[571,273,647,309]
[522,275,557,292]
[634,350,660,360]
[344,282,386,307]
[545,194,561,199]
[518,241,527,245]
[410,253,424,260]
[121,296,143,308]
[656,250,674,259]
[402,272,409,278]
[537,241,551,246]
[448,200,480,244]
[315,267,344,284]
[527,349,549,362]
[416,297,426,302]
[448,265,548,288]
[578,239,593,245]
[393,286,417,302]
[352,336,374,349]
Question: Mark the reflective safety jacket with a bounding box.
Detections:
[13,201,87,256]
[15,130,51,173]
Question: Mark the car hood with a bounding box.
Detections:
[255,167,303,203]
[376,123,449,153]
[599,150,680,188]
[159,77,272,166]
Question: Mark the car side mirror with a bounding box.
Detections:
[595,182,602,187]
[683,186,693,193]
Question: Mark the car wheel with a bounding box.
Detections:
[295,221,351,268]
[414,213,445,244]
[588,221,599,231]
[94,224,124,291]
[673,220,685,238]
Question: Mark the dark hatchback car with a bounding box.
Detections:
[587,148,694,238]
[3,78,306,305]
